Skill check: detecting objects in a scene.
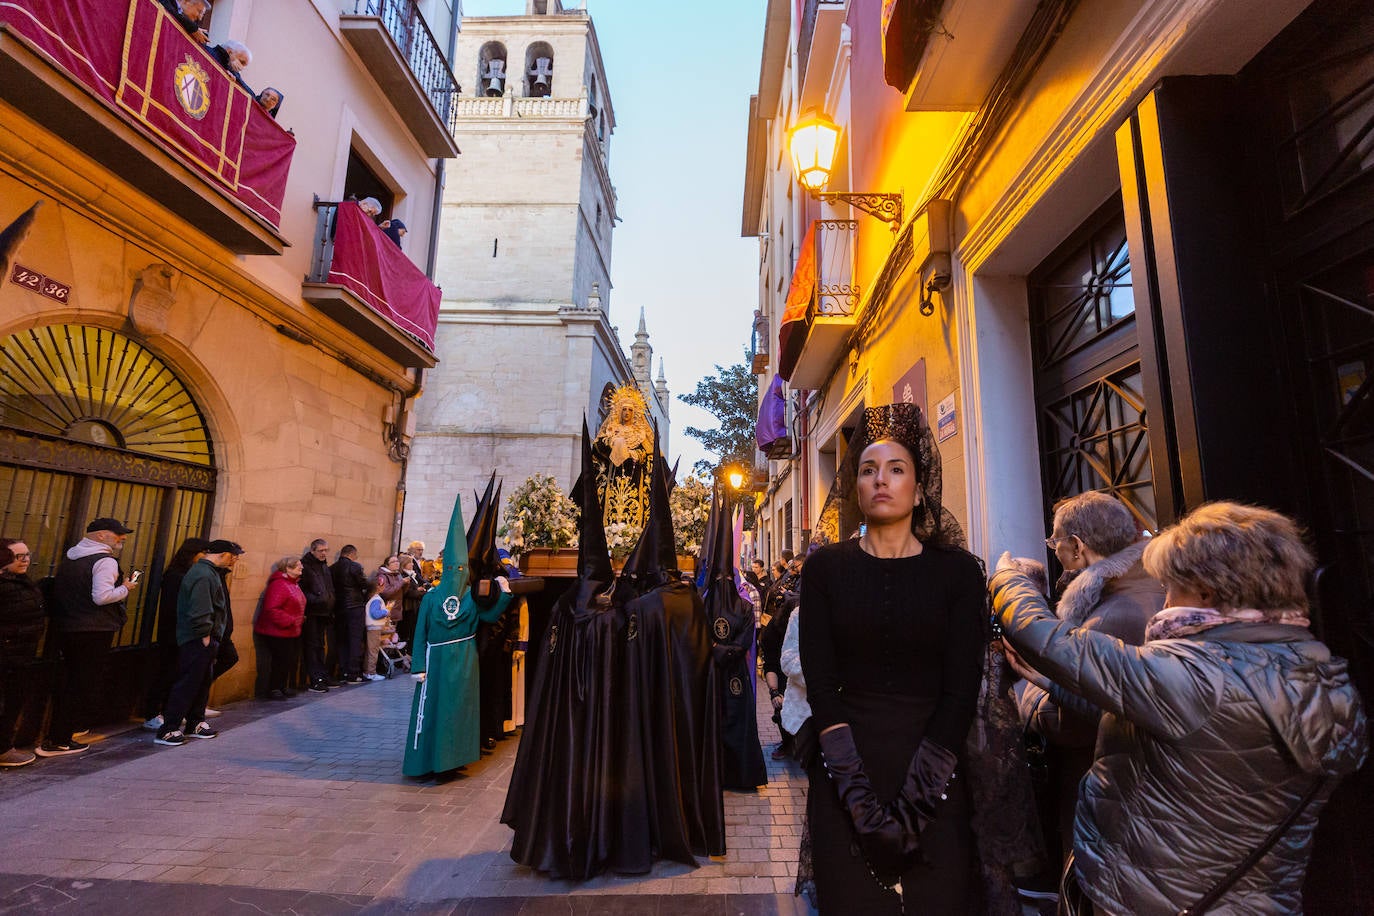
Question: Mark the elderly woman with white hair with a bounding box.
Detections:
[991,502,1368,914]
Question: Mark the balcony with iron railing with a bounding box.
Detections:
[340,0,461,158]
[301,200,440,368]
[0,0,296,254]
[776,219,860,391]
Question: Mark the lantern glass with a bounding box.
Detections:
[727,469,745,490]
[788,109,840,192]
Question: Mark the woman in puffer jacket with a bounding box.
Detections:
[1008,492,1165,865]
[252,556,307,700]
[991,501,1367,915]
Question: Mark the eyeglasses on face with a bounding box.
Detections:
[1044,535,1077,549]
[10,553,32,560]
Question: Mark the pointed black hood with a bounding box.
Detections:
[576,418,614,585]
[468,472,502,582]
[695,486,723,590]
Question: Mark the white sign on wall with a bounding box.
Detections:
[936,393,957,442]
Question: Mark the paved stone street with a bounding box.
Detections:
[0,670,813,914]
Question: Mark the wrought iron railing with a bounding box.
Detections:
[352,0,458,123]
[808,219,860,318]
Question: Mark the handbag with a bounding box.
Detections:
[1058,777,1330,916]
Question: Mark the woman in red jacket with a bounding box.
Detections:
[253,556,307,700]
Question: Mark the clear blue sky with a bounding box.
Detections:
[459,0,766,476]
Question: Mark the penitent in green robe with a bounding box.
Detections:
[403,585,512,776]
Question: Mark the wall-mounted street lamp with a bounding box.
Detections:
[788,108,903,231]
[726,468,746,491]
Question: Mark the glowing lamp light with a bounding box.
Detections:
[788,108,841,192]
[727,469,746,491]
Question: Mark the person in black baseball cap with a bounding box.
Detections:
[86,517,134,535]
[39,517,139,757]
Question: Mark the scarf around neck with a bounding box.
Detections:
[1145,605,1312,642]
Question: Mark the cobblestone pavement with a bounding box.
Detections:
[0,668,814,914]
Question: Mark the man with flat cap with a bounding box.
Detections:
[40,517,140,757]
[156,539,242,747]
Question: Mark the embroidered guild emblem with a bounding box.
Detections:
[173,55,211,120]
[442,595,460,621]
[713,617,730,641]
[729,675,744,696]
[548,624,558,654]
[626,613,638,641]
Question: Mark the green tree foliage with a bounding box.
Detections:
[678,360,758,478]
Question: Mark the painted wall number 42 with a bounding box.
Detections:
[9,263,71,303]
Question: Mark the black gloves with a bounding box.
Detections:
[819,725,918,887]
[889,739,958,843]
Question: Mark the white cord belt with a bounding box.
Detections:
[412,634,475,749]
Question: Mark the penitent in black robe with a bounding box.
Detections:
[705,574,768,791]
[618,579,726,865]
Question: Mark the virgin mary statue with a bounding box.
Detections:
[592,384,653,531]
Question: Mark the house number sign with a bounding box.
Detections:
[9,263,71,303]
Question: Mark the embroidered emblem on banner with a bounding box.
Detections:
[729,676,744,697]
[173,55,211,120]
[626,613,638,641]
[713,617,731,641]
[548,624,558,654]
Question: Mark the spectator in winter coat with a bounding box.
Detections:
[0,539,47,768]
[375,556,406,609]
[42,518,140,757]
[253,556,307,699]
[992,502,1368,915]
[299,538,335,692]
[1004,491,1165,867]
[330,546,369,684]
[156,540,242,746]
[142,537,210,732]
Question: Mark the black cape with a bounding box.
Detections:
[700,492,767,791]
[502,423,634,878]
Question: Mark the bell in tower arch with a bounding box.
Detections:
[481,58,506,97]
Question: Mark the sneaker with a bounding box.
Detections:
[0,748,37,767]
[1013,873,1061,903]
[345,676,366,685]
[189,722,218,739]
[308,681,329,693]
[154,730,186,747]
[365,673,386,681]
[142,715,164,731]
[35,740,88,757]
[203,707,223,718]
[325,678,345,688]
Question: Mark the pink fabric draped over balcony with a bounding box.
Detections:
[1,0,295,227]
[327,202,440,351]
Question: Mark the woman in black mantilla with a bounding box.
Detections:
[799,403,986,913]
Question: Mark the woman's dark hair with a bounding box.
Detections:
[0,537,18,569]
[167,536,212,572]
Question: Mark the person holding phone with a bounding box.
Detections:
[41,518,139,757]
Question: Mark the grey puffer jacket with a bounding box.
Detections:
[992,569,1368,916]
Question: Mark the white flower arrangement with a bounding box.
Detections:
[604,520,644,561]
[669,474,712,557]
[500,473,579,559]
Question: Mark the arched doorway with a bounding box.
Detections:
[0,325,216,731]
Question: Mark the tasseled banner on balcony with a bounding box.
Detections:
[775,221,815,383]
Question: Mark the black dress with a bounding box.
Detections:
[798,540,986,914]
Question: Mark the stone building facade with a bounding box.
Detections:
[0,0,458,712]
[404,0,670,547]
